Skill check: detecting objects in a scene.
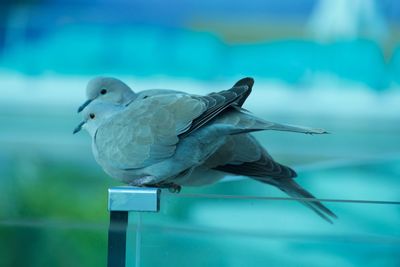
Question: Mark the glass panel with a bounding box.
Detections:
[126,159,400,267]
[126,213,138,267]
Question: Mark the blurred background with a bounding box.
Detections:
[0,0,399,266]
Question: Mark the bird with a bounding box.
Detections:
[77,76,183,113]
[74,77,337,223]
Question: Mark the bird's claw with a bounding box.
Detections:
[147,182,181,193]
[167,184,181,193]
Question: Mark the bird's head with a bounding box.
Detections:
[73,102,121,137]
[77,77,135,113]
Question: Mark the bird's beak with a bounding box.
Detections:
[77,99,93,113]
[73,121,85,134]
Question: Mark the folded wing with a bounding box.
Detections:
[95,80,254,170]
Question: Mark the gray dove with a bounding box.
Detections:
[74,77,336,223]
[77,76,183,113]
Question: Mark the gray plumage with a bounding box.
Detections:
[75,77,336,223]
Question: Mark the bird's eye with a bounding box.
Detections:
[100,89,107,95]
[89,113,95,119]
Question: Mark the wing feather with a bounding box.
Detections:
[95,78,256,169]
[208,134,297,179]
[179,82,253,138]
[95,94,206,169]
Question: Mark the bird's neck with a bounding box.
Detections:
[123,90,137,105]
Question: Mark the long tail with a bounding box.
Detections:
[227,107,329,135]
[261,178,337,223]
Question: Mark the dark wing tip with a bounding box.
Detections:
[289,167,298,178]
[232,77,254,107]
[233,77,254,89]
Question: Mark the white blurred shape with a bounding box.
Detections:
[309,0,387,41]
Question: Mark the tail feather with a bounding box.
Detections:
[226,108,329,135]
[267,179,337,223]
[251,118,329,135]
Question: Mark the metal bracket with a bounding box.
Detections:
[108,186,161,212]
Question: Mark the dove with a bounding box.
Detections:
[77,76,183,113]
[74,78,336,223]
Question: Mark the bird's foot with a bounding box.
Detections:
[148,182,181,193]
[167,184,181,193]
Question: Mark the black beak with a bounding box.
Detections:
[77,99,93,113]
[73,121,85,134]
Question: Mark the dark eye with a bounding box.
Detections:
[100,89,107,95]
[143,96,148,99]
[89,113,95,119]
